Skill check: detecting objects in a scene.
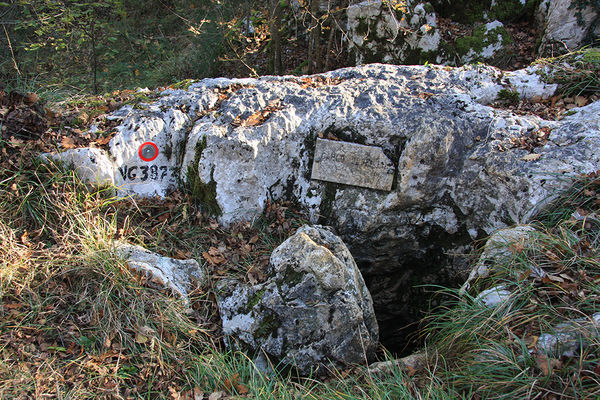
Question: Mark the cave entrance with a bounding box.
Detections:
[349,227,474,356]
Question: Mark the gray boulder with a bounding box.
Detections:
[347,0,443,65]
[216,225,378,375]
[538,313,600,358]
[537,0,599,56]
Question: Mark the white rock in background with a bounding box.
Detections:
[537,0,599,56]
[216,225,378,376]
[457,20,513,66]
[347,0,442,65]
[538,313,600,358]
[114,241,206,302]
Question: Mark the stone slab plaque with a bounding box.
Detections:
[311,138,395,191]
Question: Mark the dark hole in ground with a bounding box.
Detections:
[351,226,474,357]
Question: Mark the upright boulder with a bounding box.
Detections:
[537,0,599,56]
[216,225,378,375]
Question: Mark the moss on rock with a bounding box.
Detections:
[185,136,222,216]
[456,21,514,66]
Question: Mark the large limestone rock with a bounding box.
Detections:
[44,63,600,348]
[216,225,378,375]
[537,0,599,56]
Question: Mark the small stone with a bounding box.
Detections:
[114,241,206,303]
[475,286,512,307]
[537,313,600,357]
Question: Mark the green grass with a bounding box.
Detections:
[422,173,600,399]
[534,47,600,97]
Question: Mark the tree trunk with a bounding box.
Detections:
[307,0,320,74]
[91,18,98,94]
[268,0,283,75]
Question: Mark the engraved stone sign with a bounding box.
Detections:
[311,138,395,191]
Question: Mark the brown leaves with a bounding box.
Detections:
[223,373,249,395]
[60,136,77,149]
[511,127,550,152]
[535,354,562,376]
[294,76,344,89]
[231,99,283,128]
[202,246,227,266]
[92,131,115,145]
[176,374,249,399]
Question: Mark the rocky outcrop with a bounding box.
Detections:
[347,0,598,66]
[537,0,599,56]
[43,63,600,349]
[216,225,378,375]
[345,0,524,67]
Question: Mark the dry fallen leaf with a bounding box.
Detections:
[535,354,561,376]
[95,134,113,145]
[522,153,542,161]
[61,136,77,149]
[574,95,588,107]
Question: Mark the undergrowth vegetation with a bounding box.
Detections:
[423,172,600,399]
[535,47,600,97]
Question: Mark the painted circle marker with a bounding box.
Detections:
[139,142,159,162]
